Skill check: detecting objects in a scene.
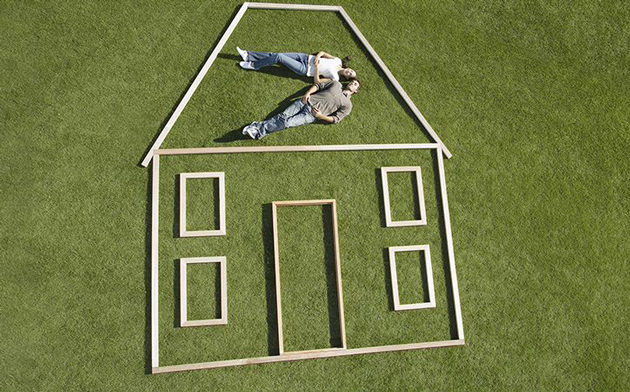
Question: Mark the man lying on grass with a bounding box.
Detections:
[242,79,361,140]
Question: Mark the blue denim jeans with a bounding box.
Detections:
[246,51,309,75]
[255,100,315,139]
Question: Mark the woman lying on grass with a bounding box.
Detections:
[236,47,357,82]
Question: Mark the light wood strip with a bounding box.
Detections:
[151,154,160,367]
[152,339,465,373]
[156,143,439,156]
[271,203,284,354]
[330,200,347,348]
[437,151,464,339]
[246,2,341,11]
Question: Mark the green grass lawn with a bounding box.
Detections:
[1,0,629,390]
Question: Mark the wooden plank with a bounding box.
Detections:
[140,3,249,167]
[151,154,160,368]
[152,339,465,373]
[337,7,452,159]
[437,150,464,339]
[330,200,347,348]
[179,174,187,237]
[273,199,335,207]
[271,203,284,354]
[246,2,341,11]
[179,258,187,327]
[156,143,439,156]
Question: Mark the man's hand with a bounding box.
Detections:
[311,107,334,123]
[301,94,310,104]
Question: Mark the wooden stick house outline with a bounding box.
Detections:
[144,2,464,374]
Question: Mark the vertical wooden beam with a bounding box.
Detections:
[330,200,347,348]
[179,259,187,326]
[271,203,284,354]
[151,153,160,369]
[437,150,464,339]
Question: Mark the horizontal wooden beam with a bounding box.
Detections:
[156,143,439,156]
[152,339,464,374]
[246,2,341,11]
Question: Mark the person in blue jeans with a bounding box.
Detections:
[242,79,361,140]
[236,47,357,82]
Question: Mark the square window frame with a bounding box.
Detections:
[388,245,436,310]
[179,172,226,237]
[180,256,228,327]
[381,166,427,227]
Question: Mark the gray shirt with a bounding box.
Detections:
[308,81,353,124]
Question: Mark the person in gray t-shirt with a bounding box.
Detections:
[242,79,361,140]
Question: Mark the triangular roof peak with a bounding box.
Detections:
[140,2,452,167]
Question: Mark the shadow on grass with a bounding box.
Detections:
[138,4,245,166]
[382,248,394,310]
[213,85,313,143]
[261,203,280,355]
[322,204,343,349]
[374,168,387,227]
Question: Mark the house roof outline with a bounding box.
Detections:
[140,2,453,167]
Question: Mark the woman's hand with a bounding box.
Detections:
[301,94,311,104]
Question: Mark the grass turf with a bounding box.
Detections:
[1,0,629,389]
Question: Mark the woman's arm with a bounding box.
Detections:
[316,51,335,59]
[313,56,322,84]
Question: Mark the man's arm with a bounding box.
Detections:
[311,107,335,123]
[301,84,320,103]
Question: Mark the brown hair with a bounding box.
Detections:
[341,56,352,69]
[348,78,361,93]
